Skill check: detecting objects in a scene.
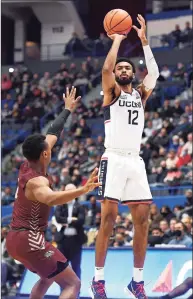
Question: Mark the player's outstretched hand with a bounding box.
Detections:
[83,168,101,194]
[107,33,127,41]
[63,86,81,112]
[133,14,147,40]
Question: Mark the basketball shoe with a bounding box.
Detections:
[90,278,107,299]
[125,278,147,299]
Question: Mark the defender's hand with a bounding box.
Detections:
[63,86,81,112]
[133,14,147,40]
[107,33,127,41]
[83,168,101,194]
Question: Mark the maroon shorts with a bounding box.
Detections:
[6,230,68,279]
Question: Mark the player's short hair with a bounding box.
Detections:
[22,134,47,161]
[115,57,136,73]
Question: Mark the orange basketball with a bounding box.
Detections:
[103,9,132,35]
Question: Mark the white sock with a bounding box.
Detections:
[133,267,143,282]
[95,267,104,281]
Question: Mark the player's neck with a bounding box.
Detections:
[120,84,133,94]
[28,161,46,175]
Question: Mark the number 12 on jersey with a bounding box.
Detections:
[128,110,139,125]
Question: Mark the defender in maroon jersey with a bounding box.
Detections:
[6,87,100,299]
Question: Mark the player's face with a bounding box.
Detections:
[115,62,134,86]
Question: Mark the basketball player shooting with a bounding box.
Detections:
[6,87,100,299]
[90,15,159,299]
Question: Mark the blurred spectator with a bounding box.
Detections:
[55,184,86,278]
[169,135,180,151]
[159,65,171,80]
[160,205,175,223]
[181,216,192,236]
[1,187,14,206]
[39,72,53,92]
[86,196,101,226]
[164,167,183,188]
[184,189,193,207]
[166,218,177,240]
[172,115,192,137]
[156,160,168,183]
[159,219,169,235]
[70,118,91,138]
[153,128,170,148]
[59,168,71,185]
[1,103,12,120]
[172,99,184,117]
[159,100,173,118]
[173,62,186,81]
[152,112,163,130]
[166,150,178,169]
[149,204,163,226]
[82,34,94,52]
[183,21,191,35]
[182,105,192,123]
[148,227,164,247]
[73,72,89,88]
[171,25,182,47]
[144,120,155,138]
[95,33,111,52]
[181,133,192,155]
[168,221,192,247]
[1,75,12,91]
[1,226,24,296]
[64,32,85,55]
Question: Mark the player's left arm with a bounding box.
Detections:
[133,14,159,104]
[46,87,81,149]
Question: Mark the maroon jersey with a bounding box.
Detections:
[7,161,68,278]
[11,161,52,232]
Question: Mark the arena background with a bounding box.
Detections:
[1,0,192,298]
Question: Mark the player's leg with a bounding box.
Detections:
[30,278,53,299]
[90,200,118,298]
[124,203,150,299]
[29,261,80,299]
[122,156,152,298]
[23,239,79,299]
[91,152,126,298]
[160,277,193,299]
[95,200,118,271]
[129,203,150,276]
[53,264,81,299]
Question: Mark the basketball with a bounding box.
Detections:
[103,9,132,35]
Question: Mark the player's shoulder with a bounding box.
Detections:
[26,176,49,189]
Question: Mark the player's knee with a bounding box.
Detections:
[73,277,81,293]
[135,214,149,229]
[101,212,116,233]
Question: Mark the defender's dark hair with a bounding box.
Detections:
[22,134,47,161]
[115,57,136,73]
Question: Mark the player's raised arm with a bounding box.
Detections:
[133,14,159,103]
[46,87,81,149]
[102,34,126,105]
[26,168,101,206]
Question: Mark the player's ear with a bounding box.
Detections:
[42,151,47,159]
[133,73,135,79]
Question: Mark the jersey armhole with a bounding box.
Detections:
[103,87,121,108]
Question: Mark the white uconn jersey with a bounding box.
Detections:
[104,89,144,152]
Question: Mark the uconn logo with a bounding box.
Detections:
[119,99,142,108]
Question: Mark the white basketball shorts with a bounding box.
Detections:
[98,149,152,204]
